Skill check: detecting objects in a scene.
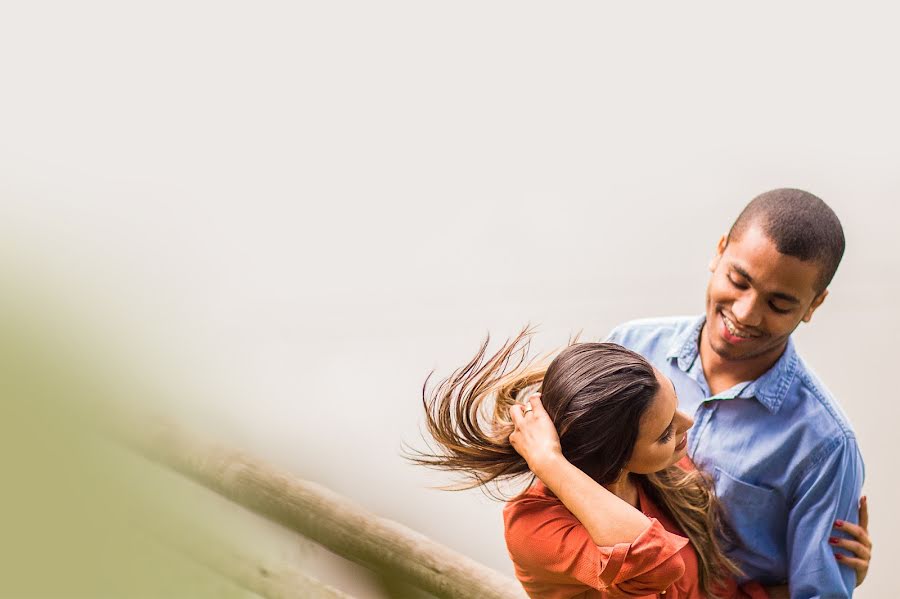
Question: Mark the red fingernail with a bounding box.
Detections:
[834,520,843,527]
[861,496,867,505]
[835,553,843,561]
[829,537,838,545]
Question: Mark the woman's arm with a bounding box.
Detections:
[509,394,651,546]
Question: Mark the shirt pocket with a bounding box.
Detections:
[714,467,784,574]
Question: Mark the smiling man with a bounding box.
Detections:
[607,189,867,597]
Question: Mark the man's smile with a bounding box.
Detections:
[719,310,763,342]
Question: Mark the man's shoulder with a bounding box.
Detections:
[606,315,696,351]
[789,355,857,440]
[774,351,864,485]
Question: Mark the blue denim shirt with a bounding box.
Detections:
[607,315,864,597]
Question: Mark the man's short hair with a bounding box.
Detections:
[727,188,845,293]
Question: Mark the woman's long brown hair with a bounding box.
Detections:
[410,329,742,597]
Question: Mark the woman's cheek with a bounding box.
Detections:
[659,443,675,468]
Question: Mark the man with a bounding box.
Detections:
[606,189,869,596]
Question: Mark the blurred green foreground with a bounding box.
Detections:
[0,294,255,598]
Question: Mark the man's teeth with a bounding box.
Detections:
[723,315,754,338]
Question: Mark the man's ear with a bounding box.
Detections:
[708,234,728,272]
[802,289,828,323]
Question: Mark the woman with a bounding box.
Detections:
[413,331,870,598]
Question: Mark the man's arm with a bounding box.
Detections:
[785,435,864,598]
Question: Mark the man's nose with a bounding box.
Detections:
[731,293,763,327]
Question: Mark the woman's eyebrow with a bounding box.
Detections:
[655,379,679,441]
[657,416,675,441]
[654,379,679,441]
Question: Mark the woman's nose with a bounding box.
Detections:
[677,410,694,432]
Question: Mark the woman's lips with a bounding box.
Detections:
[675,433,688,451]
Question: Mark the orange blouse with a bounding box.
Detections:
[503,480,769,599]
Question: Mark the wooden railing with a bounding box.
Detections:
[120,417,526,599]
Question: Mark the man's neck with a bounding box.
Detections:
[698,323,786,396]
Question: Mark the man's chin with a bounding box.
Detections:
[709,335,759,361]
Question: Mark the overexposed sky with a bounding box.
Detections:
[2,2,897,596]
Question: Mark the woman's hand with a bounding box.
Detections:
[832,496,871,587]
[508,393,563,477]
[509,392,653,547]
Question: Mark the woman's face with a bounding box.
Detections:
[624,369,694,474]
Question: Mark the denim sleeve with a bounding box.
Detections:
[786,435,864,598]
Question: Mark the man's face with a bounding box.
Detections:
[704,223,828,362]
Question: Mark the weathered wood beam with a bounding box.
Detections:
[120,418,526,599]
[160,519,353,599]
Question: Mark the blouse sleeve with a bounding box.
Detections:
[738,582,770,599]
[715,577,769,599]
[713,578,770,599]
[503,495,689,597]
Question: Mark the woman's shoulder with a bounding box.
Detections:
[503,483,575,530]
[504,485,690,595]
[502,481,601,566]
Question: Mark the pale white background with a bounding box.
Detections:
[2,2,896,596]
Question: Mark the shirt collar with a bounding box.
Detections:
[666,314,798,414]
[666,314,705,370]
[738,339,798,413]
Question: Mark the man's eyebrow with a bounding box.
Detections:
[732,264,754,283]
[771,291,801,304]
[731,264,801,304]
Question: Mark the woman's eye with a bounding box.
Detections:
[659,428,674,443]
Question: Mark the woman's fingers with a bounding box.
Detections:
[835,554,867,573]
[505,392,563,479]
[509,403,525,428]
[835,503,872,587]
[830,537,871,561]
[510,391,542,430]
[835,520,871,548]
